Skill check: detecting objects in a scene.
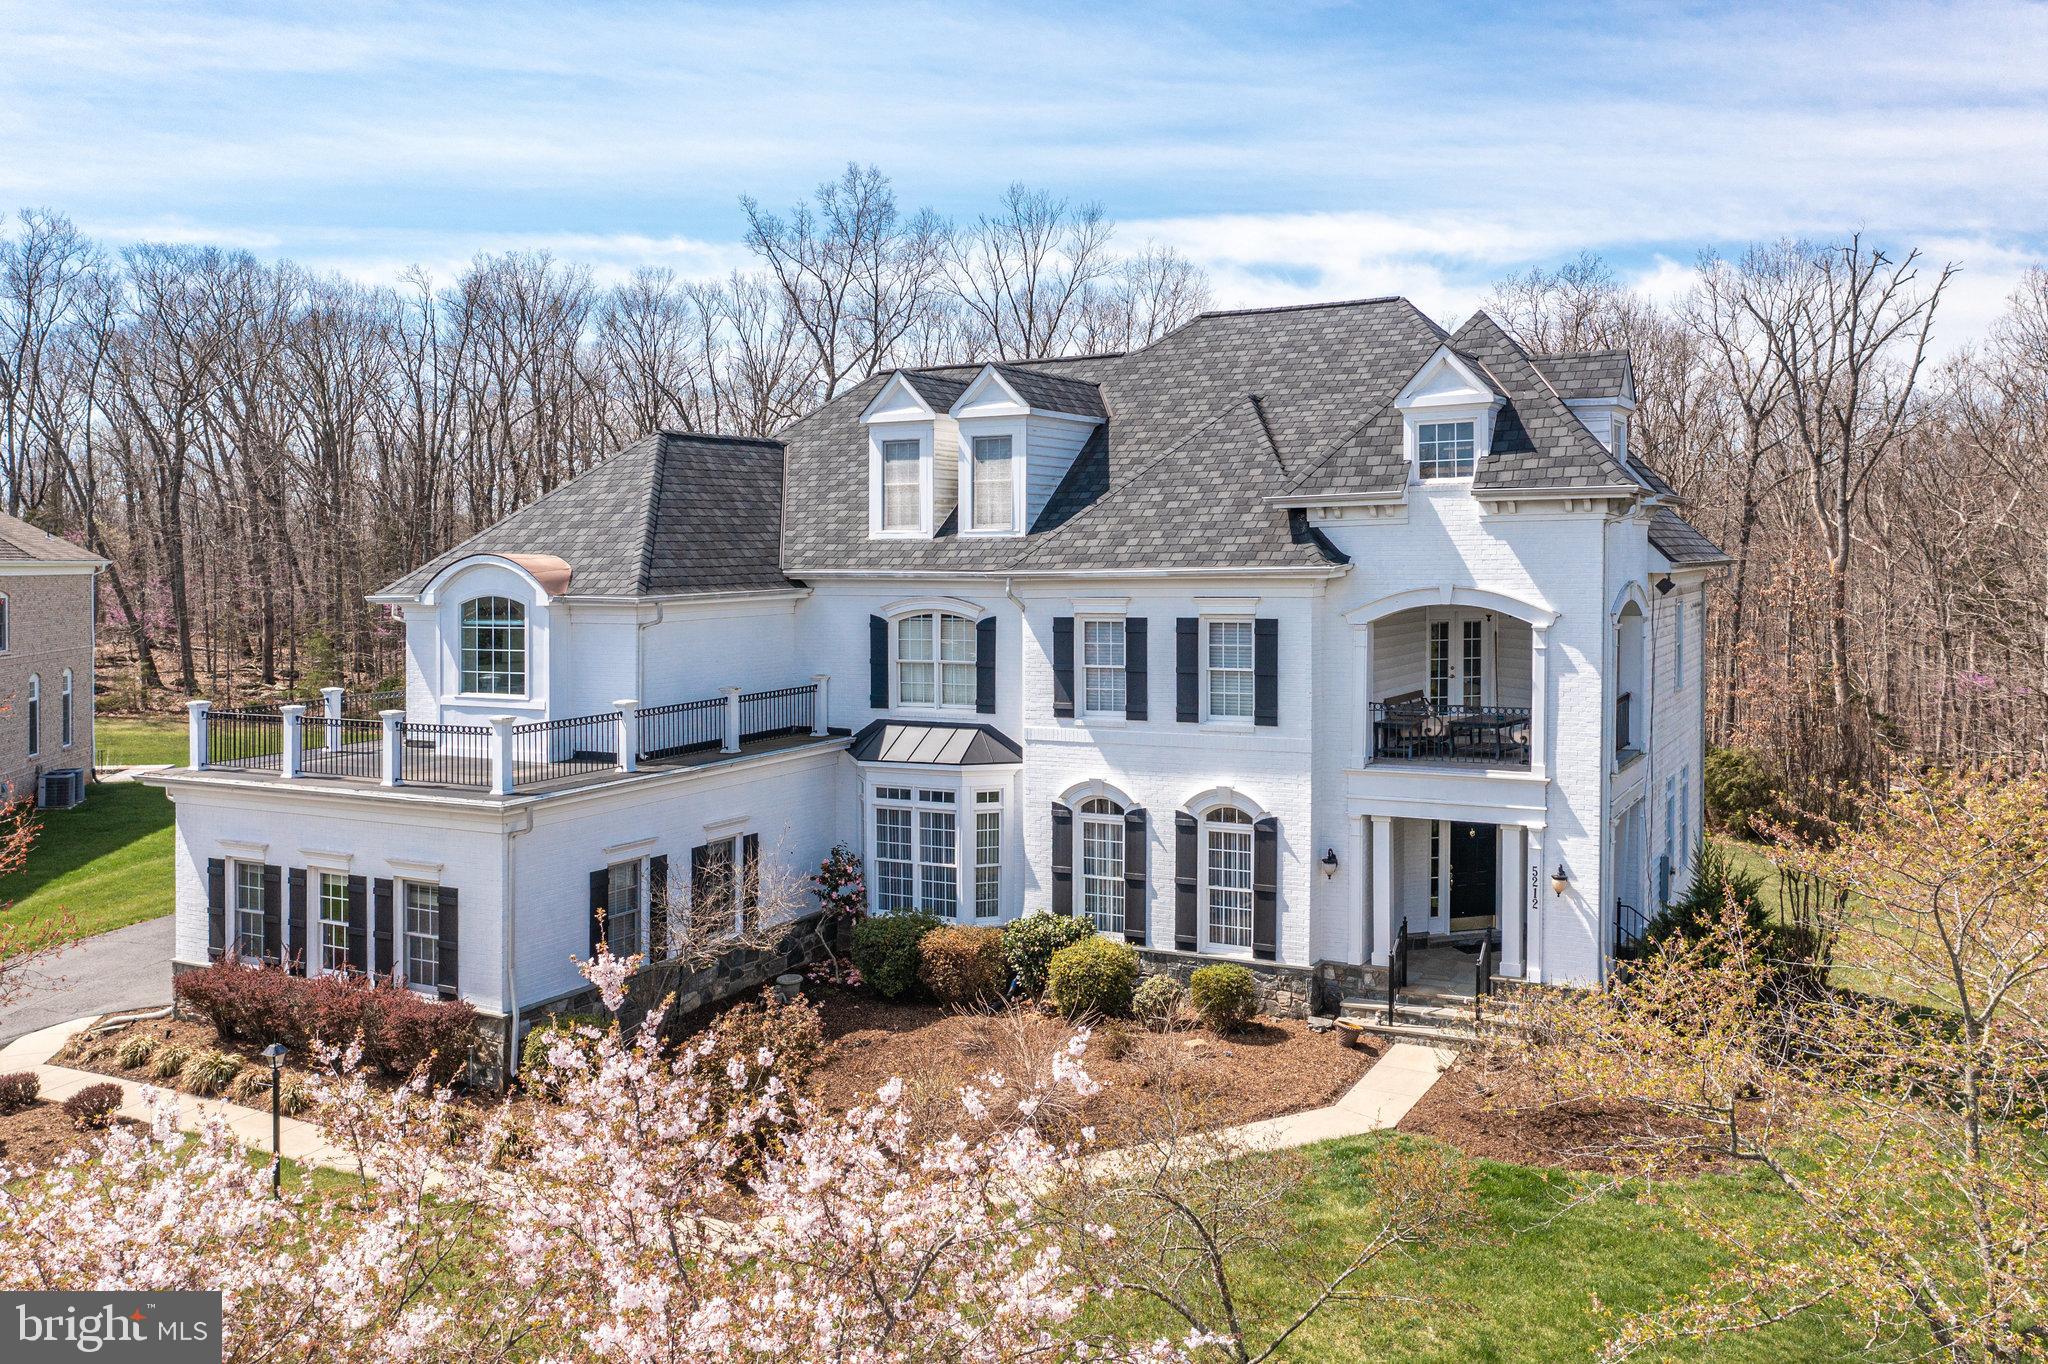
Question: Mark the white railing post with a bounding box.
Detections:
[489,716,518,795]
[187,699,211,770]
[379,710,405,787]
[280,704,306,779]
[721,686,742,753]
[321,685,345,752]
[810,674,830,737]
[614,699,639,772]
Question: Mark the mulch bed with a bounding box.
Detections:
[0,1101,141,1168]
[1397,1051,1733,1175]
[51,1016,388,1110]
[804,989,1383,1146]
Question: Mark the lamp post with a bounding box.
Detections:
[261,1042,288,1196]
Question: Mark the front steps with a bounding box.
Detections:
[1340,981,1530,1047]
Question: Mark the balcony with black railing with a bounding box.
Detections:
[1368,700,1533,768]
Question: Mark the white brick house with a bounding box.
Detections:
[149,297,1724,1074]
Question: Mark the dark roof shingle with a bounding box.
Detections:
[1647,506,1729,566]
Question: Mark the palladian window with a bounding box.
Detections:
[460,596,526,695]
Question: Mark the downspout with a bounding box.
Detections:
[635,602,666,705]
[500,804,535,1085]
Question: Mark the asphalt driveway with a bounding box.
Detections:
[0,914,174,1045]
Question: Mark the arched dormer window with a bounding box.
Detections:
[460,596,527,696]
[896,611,976,708]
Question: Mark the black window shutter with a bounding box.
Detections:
[1252,816,1279,961]
[975,616,996,715]
[1254,618,1279,727]
[261,864,282,966]
[588,868,608,958]
[287,868,308,976]
[1122,807,1148,945]
[436,887,459,1000]
[1049,802,1074,914]
[1175,618,1199,723]
[373,878,394,983]
[1124,618,1148,721]
[742,833,761,932]
[1051,617,1075,718]
[346,875,368,975]
[648,854,669,960]
[1174,812,1198,950]
[869,615,889,709]
[206,858,226,961]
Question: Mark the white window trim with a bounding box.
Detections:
[1198,806,1257,958]
[456,595,529,700]
[398,877,441,996]
[231,858,268,965]
[1201,617,1256,726]
[1414,418,1479,481]
[1078,797,1126,936]
[1402,404,1498,484]
[606,856,648,961]
[868,421,935,539]
[864,773,1009,920]
[972,788,1003,920]
[1424,607,1497,709]
[314,870,352,976]
[892,609,980,713]
[60,668,73,748]
[958,417,1026,537]
[1078,615,1128,720]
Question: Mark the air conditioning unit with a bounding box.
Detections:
[37,768,86,810]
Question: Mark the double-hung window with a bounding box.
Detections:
[1416,420,1475,479]
[459,597,526,695]
[318,872,350,974]
[1206,621,1254,720]
[402,881,439,992]
[881,438,921,532]
[871,786,967,919]
[1082,619,1126,716]
[1079,798,1126,935]
[973,791,1002,919]
[607,859,643,959]
[233,860,266,962]
[897,612,976,708]
[1203,807,1254,949]
[970,434,1013,531]
[919,792,958,919]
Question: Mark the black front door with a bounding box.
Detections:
[1449,822,1497,927]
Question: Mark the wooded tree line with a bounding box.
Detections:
[2,170,2042,792]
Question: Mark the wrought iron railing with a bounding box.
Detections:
[1474,936,1496,1027]
[345,689,403,718]
[1384,921,1411,1023]
[1616,900,1649,951]
[296,714,383,779]
[739,684,814,740]
[399,721,491,790]
[208,710,285,771]
[512,712,620,786]
[638,695,725,759]
[1370,701,1532,767]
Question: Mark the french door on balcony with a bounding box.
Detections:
[1426,611,1491,710]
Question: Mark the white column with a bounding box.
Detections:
[1529,625,1550,780]
[810,673,831,737]
[1369,814,1395,966]
[488,716,517,796]
[613,700,639,772]
[1525,822,1547,982]
[186,699,210,769]
[721,686,742,753]
[1347,813,1370,964]
[320,685,344,752]
[379,710,404,787]
[1498,824,1525,977]
[280,704,306,779]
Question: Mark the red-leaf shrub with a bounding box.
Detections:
[174,959,306,1046]
[0,1071,39,1113]
[370,986,482,1085]
[173,962,480,1083]
[63,1082,123,1129]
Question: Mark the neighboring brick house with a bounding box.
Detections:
[0,512,105,804]
[150,298,1726,1078]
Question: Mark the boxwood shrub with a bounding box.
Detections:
[1001,913,1096,998]
[1189,963,1258,1033]
[1046,937,1139,1020]
[850,912,942,999]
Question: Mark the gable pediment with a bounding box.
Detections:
[1395,347,1502,413]
[861,372,939,425]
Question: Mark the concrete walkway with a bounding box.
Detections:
[0,1016,353,1170]
[0,915,175,1046]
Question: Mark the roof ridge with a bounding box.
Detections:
[1455,312,1642,491]
[653,429,785,446]
[1531,347,1628,360]
[1193,295,1406,320]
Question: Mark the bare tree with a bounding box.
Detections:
[944,184,1118,359]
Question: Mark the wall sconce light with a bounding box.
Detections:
[1550,864,1570,896]
[1320,848,1339,878]
[1655,575,1674,595]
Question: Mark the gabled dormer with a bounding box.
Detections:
[948,364,1106,536]
[862,372,961,539]
[1393,347,1506,485]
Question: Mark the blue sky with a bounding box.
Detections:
[5,0,2046,340]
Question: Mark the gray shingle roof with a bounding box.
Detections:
[1647,505,1729,566]
[990,363,1108,419]
[376,432,793,599]
[0,511,103,564]
[898,371,969,412]
[1529,349,1632,402]
[1453,315,1643,493]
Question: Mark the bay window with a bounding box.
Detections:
[974,790,1002,919]
[870,784,993,920]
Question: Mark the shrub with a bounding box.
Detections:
[150,1043,193,1080]
[63,1082,123,1129]
[520,1013,608,1099]
[1132,974,1185,1030]
[1654,839,1767,941]
[1045,937,1139,1020]
[1094,1021,1136,1061]
[1189,964,1258,1033]
[180,1049,244,1097]
[850,912,942,999]
[301,972,379,1049]
[372,987,483,1085]
[174,959,305,1047]
[114,1033,158,1070]
[1705,746,1780,836]
[917,926,1008,1006]
[1001,913,1096,998]
[0,1071,39,1113]
[275,1075,314,1116]
[227,1068,272,1105]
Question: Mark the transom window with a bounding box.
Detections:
[1206,620,1254,720]
[896,612,976,708]
[1080,797,1125,935]
[1082,619,1126,716]
[607,859,643,959]
[970,434,1014,531]
[872,786,970,919]
[459,596,526,695]
[402,881,440,992]
[1203,806,1254,949]
[318,872,350,973]
[233,860,266,962]
[1417,420,1476,479]
[974,790,1002,919]
[881,438,921,531]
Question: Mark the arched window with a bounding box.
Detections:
[1079,797,1125,934]
[1203,806,1254,948]
[60,669,73,748]
[25,674,39,757]
[896,611,975,708]
[460,597,526,695]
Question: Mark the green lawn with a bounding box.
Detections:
[93,714,189,767]
[0,781,174,938]
[1090,1134,1912,1362]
